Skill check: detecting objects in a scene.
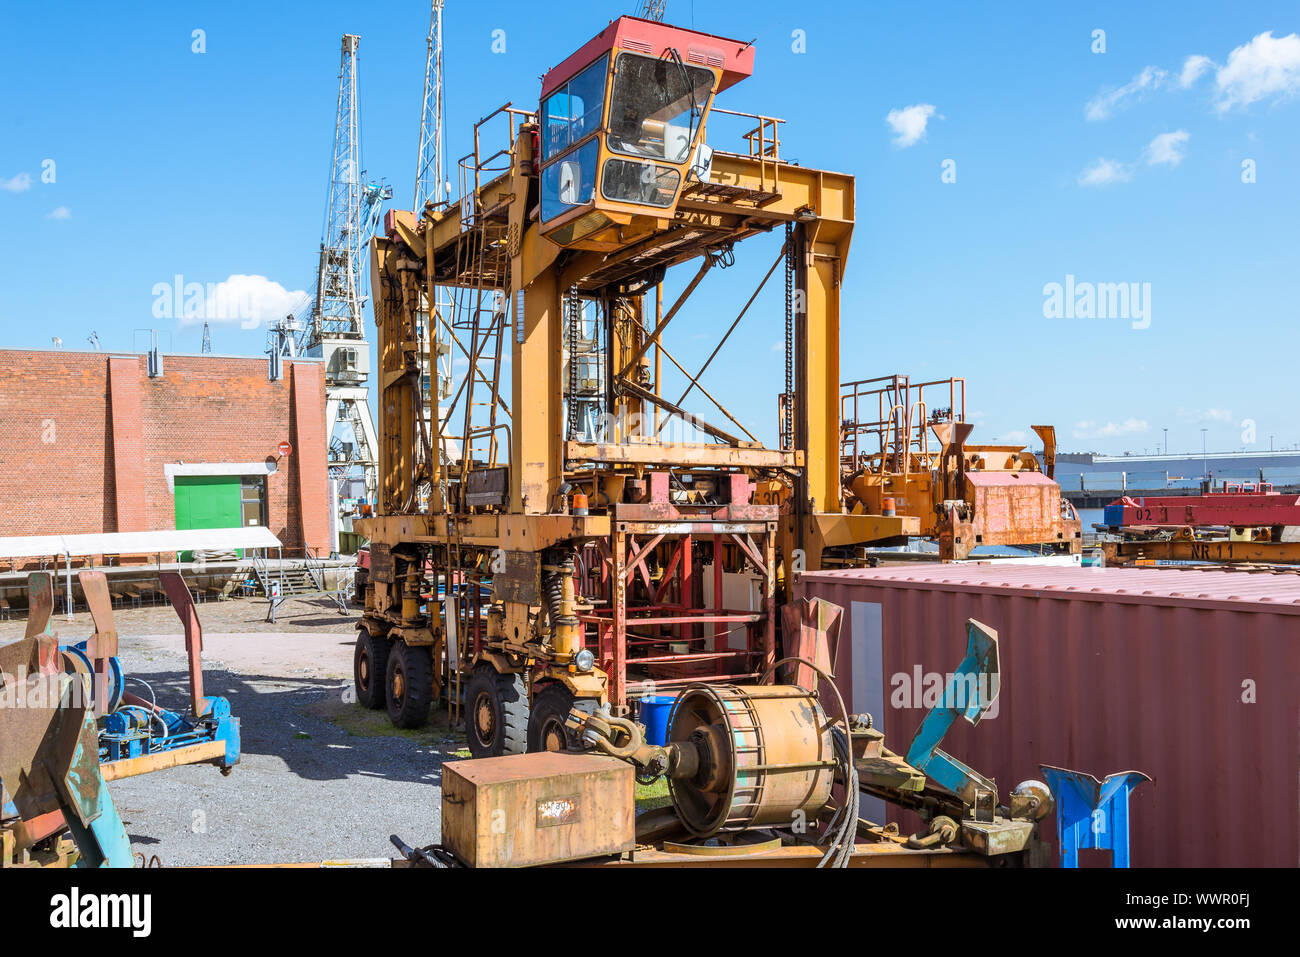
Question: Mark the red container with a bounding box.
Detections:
[795,564,1300,867]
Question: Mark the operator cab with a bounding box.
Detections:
[537,16,754,250]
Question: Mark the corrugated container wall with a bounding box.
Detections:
[794,565,1299,867]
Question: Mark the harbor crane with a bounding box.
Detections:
[297,34,390,506]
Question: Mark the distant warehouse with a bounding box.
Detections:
[0,348,331,558]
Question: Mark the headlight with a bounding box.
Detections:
[574,649,595,673]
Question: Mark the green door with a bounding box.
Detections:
[174,475,242,561]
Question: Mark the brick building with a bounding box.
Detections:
[0,349,330,555]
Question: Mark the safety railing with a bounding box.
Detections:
[456,102,535,225]
[841,376,967,474]
[710,108,784,159]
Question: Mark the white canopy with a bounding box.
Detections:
[0,526,281,559]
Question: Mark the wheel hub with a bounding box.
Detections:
[474,693,495,743]
[393,667,405,700]
[540,718,566,752]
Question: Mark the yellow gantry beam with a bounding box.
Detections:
[370,140,856,532]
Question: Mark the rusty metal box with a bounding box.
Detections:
[441,752,635,868]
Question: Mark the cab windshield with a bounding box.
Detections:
[607,51,713,164]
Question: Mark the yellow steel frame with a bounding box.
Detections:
[356,47,917,726]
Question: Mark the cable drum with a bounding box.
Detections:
[666,683,837,838]
[61,640,125,714]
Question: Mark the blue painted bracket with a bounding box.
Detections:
[906,619,1001,807]
[207,696,241,769]
[1040,765,1152,867]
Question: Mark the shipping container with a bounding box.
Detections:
[794,564,1300,867]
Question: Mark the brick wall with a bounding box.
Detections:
[0,350,330,553]
[289,362,331,552]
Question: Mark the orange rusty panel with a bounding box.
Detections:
[441,752,635,867]
[966,471,1059,542]
[794,564,1300,867]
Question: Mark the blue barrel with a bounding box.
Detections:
[639,694,678,746]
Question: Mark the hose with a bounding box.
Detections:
[125,675,158,710]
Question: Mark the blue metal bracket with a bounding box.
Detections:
[1040,765,1152,867]
[61,720,134,869]
[906,619,1001,812]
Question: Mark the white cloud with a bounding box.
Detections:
[1085,66,1167,121]
[1078,133,1188,187]
[1177,407,1233,424]
[1084,34,1299,121]
[1214,31,1300,111]
[997,430,1028,445]
[176,274,310,327]
[1,172,32,192]
[1072,419,1150,440]
[45,206,71,220]
[885,104,938,148]
[1078,157,1133,187]
[1179,54,1214,88]
[1145,130,1189,167]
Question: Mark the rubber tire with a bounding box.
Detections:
[352,568,369,605]
[353,628,389,710]
[464,667,528,758]
[527,683,596,753]
[385,640,434,729]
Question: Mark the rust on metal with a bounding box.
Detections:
[159,571,210,716]
[78,570,118,717]
[666,683,835,837]
[838,374,1081,560]
[441,753,635,868]
[780,597,841,691]
[24,571,54,639]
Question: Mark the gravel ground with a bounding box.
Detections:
[6,596,464,866]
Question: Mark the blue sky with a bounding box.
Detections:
[2,1,1297,456]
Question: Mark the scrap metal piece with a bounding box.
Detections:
[779,596,841,690]
[0,637,133,868]
[1040,765,1151,868]
[661,834,783,856]
[905,618,1000,816]
[24,571,54,639]
[1031,425,1057,479]
[159,571,210,716]
[78,570,119,718]
[958,818,1036,857]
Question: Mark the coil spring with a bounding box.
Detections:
[542,556,573,623]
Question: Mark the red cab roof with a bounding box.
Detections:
[540,15,755,100]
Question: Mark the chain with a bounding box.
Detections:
[783,222,794,449]
[566,291,580,440]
